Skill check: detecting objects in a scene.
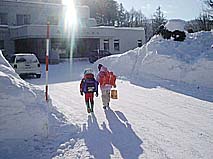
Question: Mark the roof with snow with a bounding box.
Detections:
[165,19,186,32]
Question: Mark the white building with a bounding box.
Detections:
[0,0,145,62]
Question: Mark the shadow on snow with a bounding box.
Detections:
[82,110,143,159]
[0,99,81,159]
[130,76,213,102]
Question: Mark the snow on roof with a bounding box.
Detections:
[165,19,186,32]
[92,26,144,31]
[14,53,35,56]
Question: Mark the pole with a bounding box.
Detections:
[45,22,50,101]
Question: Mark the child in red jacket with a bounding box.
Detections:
[80,68,98,113]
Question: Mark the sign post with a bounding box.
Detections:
[45,22,50,101]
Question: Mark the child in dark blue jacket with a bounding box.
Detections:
[80,68,98,113]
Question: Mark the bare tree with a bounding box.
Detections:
[186,13,213,32]
[206,0,213,7]
[152,6,167,35]
[203,0,213,18]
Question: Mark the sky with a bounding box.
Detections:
[117,0,204,20]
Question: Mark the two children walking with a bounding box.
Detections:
[80,64,116,113]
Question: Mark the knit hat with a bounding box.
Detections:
[84,68,93,75]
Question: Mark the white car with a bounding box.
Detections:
[10,53,41,78]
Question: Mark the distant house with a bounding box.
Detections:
[0,0,145,62]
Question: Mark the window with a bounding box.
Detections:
[16,14,30,25]
[104,40,109,51]
[80,18,88,27]
[47,16,59,25]
[114,39,120,51]
[15,55,38,63]
[137,40,142,47]
[0,40,4,49]
[0,13,8,25]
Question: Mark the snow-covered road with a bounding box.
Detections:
[27,60,213,159]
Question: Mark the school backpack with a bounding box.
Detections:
[82,78,98,93]
[99,71,116,87]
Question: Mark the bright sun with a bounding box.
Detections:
[62,0,77,28]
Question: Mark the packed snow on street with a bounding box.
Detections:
[0,27,213,158]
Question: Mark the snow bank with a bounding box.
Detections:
[0,51,48,140]
[96,31,213,88]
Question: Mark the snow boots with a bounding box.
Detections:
[103,103,110,110]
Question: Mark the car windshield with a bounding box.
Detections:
[16,55,38,63]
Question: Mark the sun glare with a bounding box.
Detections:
[63,0,77,29]
[62,0,77,69]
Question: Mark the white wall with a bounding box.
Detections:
[92,27,145,54]
[114,28,145,54]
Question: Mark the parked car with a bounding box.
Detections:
[38,50,60,64]
[9,53,41,78]
[88,50,112,63]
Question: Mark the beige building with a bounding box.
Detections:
[0,0,145,62]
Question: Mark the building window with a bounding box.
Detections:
[0,40,4,49]
[104,40,109,51]
[80,18,88,27]
[16,14,30,25]
[47,16,58,25]
[137,40,142,47]
[0,13,8,25]
[114,39,120,51]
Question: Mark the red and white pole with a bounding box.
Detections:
[45,22,50,101]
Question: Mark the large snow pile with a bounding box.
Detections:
[0,51,48,140]
[96,31,213,88]
[164,19,186,32]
